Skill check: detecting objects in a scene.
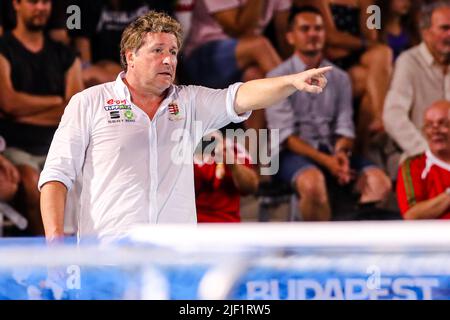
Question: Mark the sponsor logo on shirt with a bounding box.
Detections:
[109,111,120,119]
[124,110,135,121]
[104,98,132,112]
[104,104,132,111]
[107,99,127,105]
[105,100,136,124]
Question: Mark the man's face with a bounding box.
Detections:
[423,7,450,62]
[391,0,411,16]
[287,13,325,56]
[128,32,178,94]
[423,104,450,154]
[13,0,52,31]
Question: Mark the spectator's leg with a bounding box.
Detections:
[235,36,282,74]
[17,165,44,235]
[355,167,392,204]
[295,168,331,221]
[0,170,19,202]
[347,65,366,98]
[359,44,393,128]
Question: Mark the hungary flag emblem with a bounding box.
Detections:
[168,102,179,115]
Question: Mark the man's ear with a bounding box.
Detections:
[286,31,295,46]
[12,0,20,11]
[126,50,135,68]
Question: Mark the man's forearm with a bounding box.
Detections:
[40,181,67,240]
[235,75,296,114]
[334,137,354,154]
[234,67,330,114]
[16,103,65,126]
[404,192,450,220]
[229,164,259,195]
[286,135,329,167]
[2,91,63,118]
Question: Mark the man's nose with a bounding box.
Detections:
[162,55,171,65]
[35,0,48,10]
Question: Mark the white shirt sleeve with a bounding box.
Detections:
[190,82,251,140]
[38,92,91,191]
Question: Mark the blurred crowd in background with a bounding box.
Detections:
[0,0,449,236]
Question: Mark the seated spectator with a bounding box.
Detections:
[266,6,391,221]
[183,0,291,87]
[72,0,174,87]
[182,0,292,131]
[383,1,450,177]
[0,0,72,44]
[311,0,393,156]
[377,0,421,61]
[397,100,450,220]
[194,131,259,223]
[0,0,83,235]
[0,136,20,203]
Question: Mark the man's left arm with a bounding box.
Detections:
[15,58,84,125]
[333,71,355,155]
[234,66,331,114]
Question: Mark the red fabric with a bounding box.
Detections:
[397,153,450,219]
[194,159,253,223]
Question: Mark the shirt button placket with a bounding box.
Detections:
[149,121,158,223]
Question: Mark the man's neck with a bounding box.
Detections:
[124,75,167,118]
[432,150,450,164]
[296,51,323,69]
[425,42,449,73]
[12,22,44,51]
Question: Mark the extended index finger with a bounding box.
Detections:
[308,66,333,76]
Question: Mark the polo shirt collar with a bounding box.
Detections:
[422,150,450,179]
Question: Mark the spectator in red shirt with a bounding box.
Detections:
[397,100,450,220]
[194,131,259,223]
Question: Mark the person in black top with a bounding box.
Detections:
[0,0,83,235]
[71,0,176,87]
[0,0,72,44]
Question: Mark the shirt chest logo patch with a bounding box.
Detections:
[104,99,135,123]
[168,101,184,121]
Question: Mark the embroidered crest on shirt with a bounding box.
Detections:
[168,101,184,121]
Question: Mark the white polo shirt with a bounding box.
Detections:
[38,72,249,241]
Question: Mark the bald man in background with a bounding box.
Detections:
[397,100,450,220]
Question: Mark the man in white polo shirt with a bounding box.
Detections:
[38,11,331,242]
